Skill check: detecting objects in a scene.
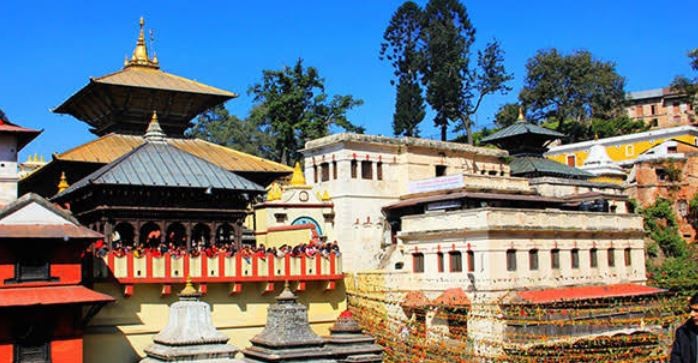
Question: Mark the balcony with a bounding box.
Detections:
[93,251,343,296]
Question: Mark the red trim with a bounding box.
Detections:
[325,281,336,291]
[296,281,306,291]
[146,254,153,277]
[126,255,134,279]
[0,285,114,307]
[199,283,208,296]
[267,223,316,232]
[164,253,171,279]
[329,254,336,275]
[252,257,258,277]
[124,285,134,298]
[183,257,190,279]
[268,254,275,277]
[316,255,322,276]
[262,282,274,294]
[161,284,172,296]
[285,254,291,276]
[201,256,208,277]
[301,255,307,278]
[515,283,664,304]
[218,254,225,276]
[229,283,242,295]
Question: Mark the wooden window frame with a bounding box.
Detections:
[449,251,463,273]
[412,253,424,273]
[529,249,539,271]
[506,249,517,272]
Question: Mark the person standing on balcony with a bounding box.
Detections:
[670,292,698,363]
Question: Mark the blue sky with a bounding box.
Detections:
[2,1,697,161]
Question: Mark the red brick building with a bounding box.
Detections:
[0,193,113,363]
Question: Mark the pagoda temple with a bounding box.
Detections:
[481,109,593,179]
[19,17,291,197]
[52,112,264,250]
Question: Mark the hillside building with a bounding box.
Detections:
[626,87,695,129]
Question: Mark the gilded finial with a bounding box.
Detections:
[594,133,599,141]
[144,110,166,143]
[179,276,201,298]
[321,190,331,201]
[290,162,306,186]
[57,171,70,193]
[517,107,525,123]
[124,17,159,69]
[266,182,282,201]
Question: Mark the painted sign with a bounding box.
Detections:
[408,174,464,194]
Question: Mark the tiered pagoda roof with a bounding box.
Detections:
[54,17,236,137]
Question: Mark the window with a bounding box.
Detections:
[332,161,337,179]
[567,155,576,167]
[506,249,517,272]
[313,165,318,183]
[624,248,632,266]
[590,248,598,268]
[435,165,447,177]
[14,337,50,363]
[651,118,659,128]
[449,251,463,272]
[551,249,560,270]
[361,161,372,179]
[376,161,383,180]
[412,253,424,273]
[320,163,330,182]
[14,252,50,283]
[571,249,579,269]
[608,248,616,267]
[625,145,634,157]
[437,252,444,273]
[667,146,678,154]
[656,168,668,181]
[635,105,644,117]
[351,160,358,178]
[529,249,539,271]
[650,104,656,115]
[467,251,475,272]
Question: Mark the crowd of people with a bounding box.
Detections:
[94,239,341,261]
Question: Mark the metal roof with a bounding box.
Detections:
[55,133,292,173]
[513,284,664,304]
[481,121,564,144]
[56,141,264,198]
[510,157,593,179]
[383,190,563,211]
[0,119,41,150]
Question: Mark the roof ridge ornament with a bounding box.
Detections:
[144,111,167,143]
[516,106,527,124]
[289,161,306,186]
[57,171,70,193]
[124,17,160,69]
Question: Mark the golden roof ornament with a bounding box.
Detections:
[516,106,526,123]
[290,162,306,186]
[124,17,160,69]
[144,111,166,143]
[320,190,331,201]
[266,182,282,201]
[178,276,201,299]
[57,171,70,193]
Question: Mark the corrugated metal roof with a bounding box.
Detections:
[481,121,564,144]
[56,141,264,198]
[0,285,114,307]
[0,119,41,150]
[510,157,593,179]
[93,66,236,97]
[383,190,563,211]
[55,134,292,173]
[515,284,664,304]
[0,225,103,239]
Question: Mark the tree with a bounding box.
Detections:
[494,102,520,128]
[380,1,425,137]
[671,47,698,114]
[186,105,277,160]
[421,0,473,141]
[519,49,626,141]
[420,0,511,143]
[249,59,364,165]
[456,40,513,144]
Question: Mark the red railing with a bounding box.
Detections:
[94,251,343,294]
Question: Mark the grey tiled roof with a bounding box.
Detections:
[481,122,564,144]
[510,157,593,179]
[55,142,264,198]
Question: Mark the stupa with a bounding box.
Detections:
[140,279,244,362]
[324,310,383,363]
[241,283,337,362]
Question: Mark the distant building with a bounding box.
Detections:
[0,116,40,207]
[626,87,695,129]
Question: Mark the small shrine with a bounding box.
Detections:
[140,280,244,362]
[324,310,383,363]
[580,136,626,184]
[481,109,592,179]
[241,284,337,362]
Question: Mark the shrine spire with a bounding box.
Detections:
[125,17,159,69]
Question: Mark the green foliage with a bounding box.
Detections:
[249,59,364,165]
[186,105,276,160]
[642,198,687,258]
[519,49,626,142]
[494,102,520,128]
[421,0,473,141]
[380,1,425,137]
[648,256,698,290]
[671,47,698,114]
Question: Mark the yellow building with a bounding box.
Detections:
[546,125,698,168]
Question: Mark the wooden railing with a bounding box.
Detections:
[93,251,343,296]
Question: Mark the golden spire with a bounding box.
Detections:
[516,107,526,123]
[178,276,201,298]
[320,190,331,201]
[266,182,282,201]
[124,17,159,69]
[57,171,69,193]
[290,162,306,186]
[144,111,166,143]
